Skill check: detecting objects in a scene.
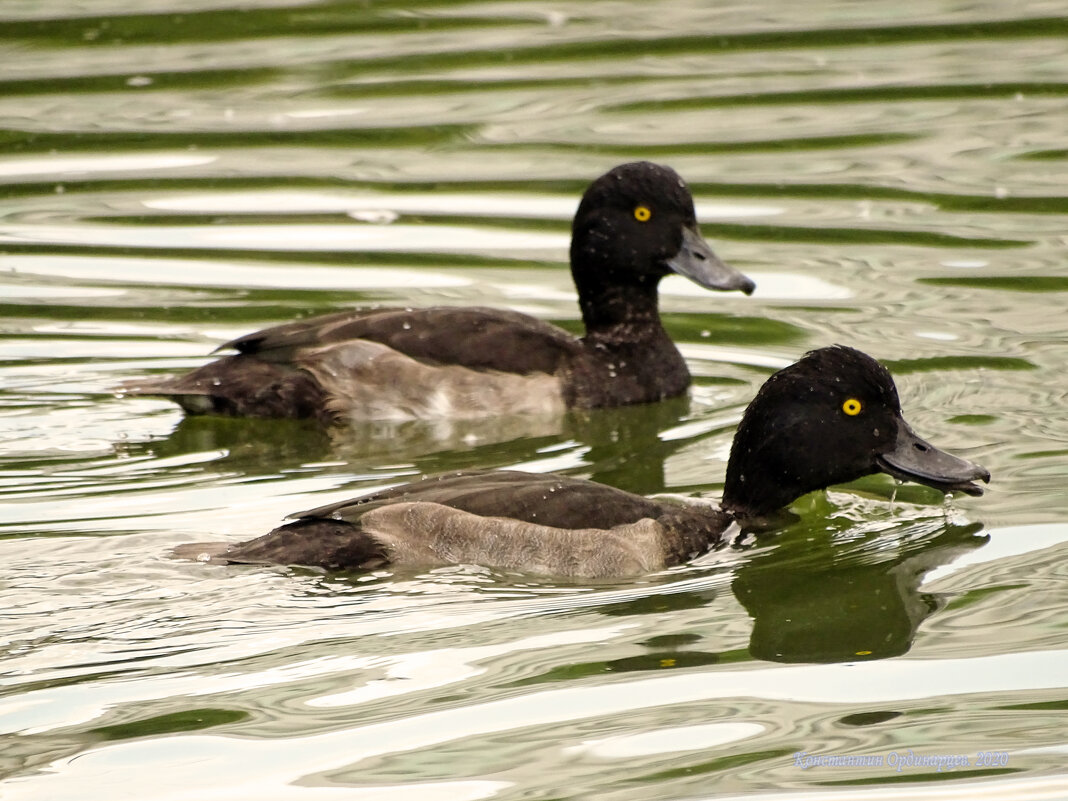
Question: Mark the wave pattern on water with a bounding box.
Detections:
[0,1,1066,799]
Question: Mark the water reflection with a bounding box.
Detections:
[733,519,988,663]
[573,396,694,494]
[2,0,1066,798]
[129,393,697,495]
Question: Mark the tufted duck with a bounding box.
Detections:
[125,162,754,423]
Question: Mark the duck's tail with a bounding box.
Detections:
[118,356,330,421]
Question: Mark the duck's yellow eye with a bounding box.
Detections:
[842,398,862,416]
[633,205,652,222]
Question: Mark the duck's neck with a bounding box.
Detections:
[578,278,661,334]
[721,428,819,519]
[721,463,801,520]
[580,281,682,359]
[569,283,691,407]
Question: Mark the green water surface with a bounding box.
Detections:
[1,2,1066,800]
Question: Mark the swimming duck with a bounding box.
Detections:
[177,346,990,577]
[125,162,754,423]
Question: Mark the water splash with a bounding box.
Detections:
[889,479,902,514]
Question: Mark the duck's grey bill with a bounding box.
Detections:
[667,225,755,295]
[876,421,990,496]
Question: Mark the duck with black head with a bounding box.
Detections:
[176,346,990,578]
[123,162,754,424]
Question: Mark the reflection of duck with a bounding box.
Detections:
[733,519,988,663]
[145,415,334,473]
[178,346,990,578]
[123,162,754,423]
[142,393,693,492]
[567,395,695,496]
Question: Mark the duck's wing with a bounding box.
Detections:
[119,353,330,420]
[300,470,672,531]
[224,306,582,376]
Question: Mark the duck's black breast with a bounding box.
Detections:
[567,325,692,408]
